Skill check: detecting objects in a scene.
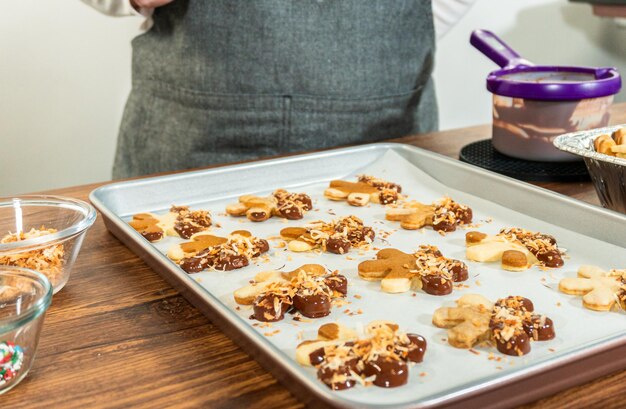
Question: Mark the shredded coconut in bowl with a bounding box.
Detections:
[0,227,65,288]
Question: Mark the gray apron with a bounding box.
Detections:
[113,0,437,179]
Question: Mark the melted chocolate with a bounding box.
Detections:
[524,315,555,341]
[249,210,269,221]
[214,254,249,271]
[179,257,206,273]
[490,296,555,356]
[363,357,408,388]
[173,209,212,238]
[379,190,399,205]
[276,203,303,220]
[309,347,326,366]
[254,239,270,256]
[454,205,473,225]
[494,331,531,356]
[404,334,427,363]
[537,233,557,245]
[432,220,456,233]
[496,296,534,312]
[359,177,402,194]
[317,358,360,390]
[421,275,453,296]
[347,227,375,244]
[535,250,564,268]
[299,195,313,210]
[326,238,351,255]
[449,262,468,282]
[253,294,289,322]
[275,192,312,219]
[174,223,204,239]
[325,275,348,295]
[293,292,331,318]
[142,231,163,242]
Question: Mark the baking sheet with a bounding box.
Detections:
[90,144,626,408]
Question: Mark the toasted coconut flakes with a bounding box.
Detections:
[0,227,65,287]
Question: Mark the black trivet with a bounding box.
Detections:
[459,139,589,182]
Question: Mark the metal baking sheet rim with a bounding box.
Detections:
[90,142,626,409]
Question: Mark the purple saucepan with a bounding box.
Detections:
[471,29,621,162]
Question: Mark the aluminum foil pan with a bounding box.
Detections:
[554,123,626,213]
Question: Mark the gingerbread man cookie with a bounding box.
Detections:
[324,175,402,206]
[226,189,313,222]
[559,265,626,312]
[433,294,555,356]
[358,245,468,295]
[386,197,472,233]
[167,230,269,273]
[296,321,426,390]
[129,205,212,242]
[466,228,564,271]
[234,264,348,321]
[280,216,374,254]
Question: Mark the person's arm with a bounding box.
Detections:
[433,0,478,40]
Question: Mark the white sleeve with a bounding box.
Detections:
[432,0,478,40]
[80,0,152,18]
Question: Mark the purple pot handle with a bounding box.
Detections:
[470,29,533,68]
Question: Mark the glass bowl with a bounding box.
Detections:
[553,124,626,214]
[0,266,52,394]
[0,196,97,293]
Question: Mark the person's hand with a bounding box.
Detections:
[130,0,175,10]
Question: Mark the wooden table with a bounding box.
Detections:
[7,104,626,408]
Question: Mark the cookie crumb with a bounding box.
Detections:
[469,349,480,355]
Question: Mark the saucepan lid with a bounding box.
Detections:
[471,29,621,101]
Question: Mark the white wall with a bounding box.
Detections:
[1,0,625,195]
[0,1,142,196]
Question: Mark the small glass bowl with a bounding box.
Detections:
[0,196,97,294]
[0,266,52,394]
